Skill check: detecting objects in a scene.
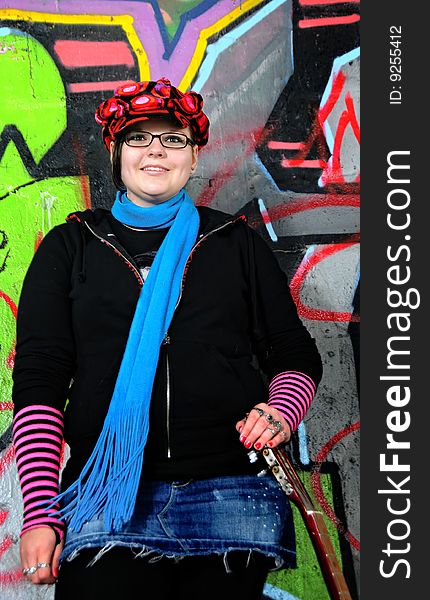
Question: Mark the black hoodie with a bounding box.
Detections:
[12,206,322,487]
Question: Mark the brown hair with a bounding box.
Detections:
[111,135,126,190]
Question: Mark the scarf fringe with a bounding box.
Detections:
[51,407,148,532]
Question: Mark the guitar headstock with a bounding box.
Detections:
[248,447,294,495]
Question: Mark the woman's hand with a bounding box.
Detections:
[235,403,291,451]
[20,527,64,584]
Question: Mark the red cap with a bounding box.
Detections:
[95,78,210,149]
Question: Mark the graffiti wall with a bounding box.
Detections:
[0,1,360,598]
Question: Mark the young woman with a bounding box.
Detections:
[12,78,322,599]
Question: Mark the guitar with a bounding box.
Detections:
[249,445,353,600]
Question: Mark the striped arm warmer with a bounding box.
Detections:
[268,371,317,433]
[13,405,65,541]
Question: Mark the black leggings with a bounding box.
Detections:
[55,547,270,600]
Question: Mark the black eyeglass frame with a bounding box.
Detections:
[124,131,195,149]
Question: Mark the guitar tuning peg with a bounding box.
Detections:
[248,450,268,476]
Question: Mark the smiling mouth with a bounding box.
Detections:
[141,166,169,173]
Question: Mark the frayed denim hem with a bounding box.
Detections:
[62,539,296,573]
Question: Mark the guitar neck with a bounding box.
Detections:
[304,508,353,600]
[263,446,353,600]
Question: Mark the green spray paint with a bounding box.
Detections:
[158,1,204,39]
[0,29,67,194]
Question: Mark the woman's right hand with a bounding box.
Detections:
[20,527,64,584]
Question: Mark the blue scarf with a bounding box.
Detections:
[55,189,200,532]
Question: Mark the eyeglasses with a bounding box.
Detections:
[124,131,195,149]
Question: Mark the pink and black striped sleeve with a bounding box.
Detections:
[267,370,317,432]
[13,405,65,541]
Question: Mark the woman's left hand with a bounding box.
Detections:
[235,403,291,451]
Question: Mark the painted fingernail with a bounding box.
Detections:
[240,435,246,443]
[267,441,273,447]
[254,442,261,450]
[244,439,252,449]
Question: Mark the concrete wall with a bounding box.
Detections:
[0,1,360,598]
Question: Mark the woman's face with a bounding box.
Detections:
[113,118,198,207]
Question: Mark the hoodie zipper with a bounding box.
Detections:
[162,217,240,458]
[163,333,172,457]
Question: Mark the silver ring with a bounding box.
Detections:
[252,407,265,417]
[267,427,277,437]
[22,566,38,576]
[265,413,273,423]
[272,420,282,432]
[37,562,51,569]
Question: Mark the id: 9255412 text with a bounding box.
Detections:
[389,26,402,105]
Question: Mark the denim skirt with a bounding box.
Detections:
[60,473,296,570]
